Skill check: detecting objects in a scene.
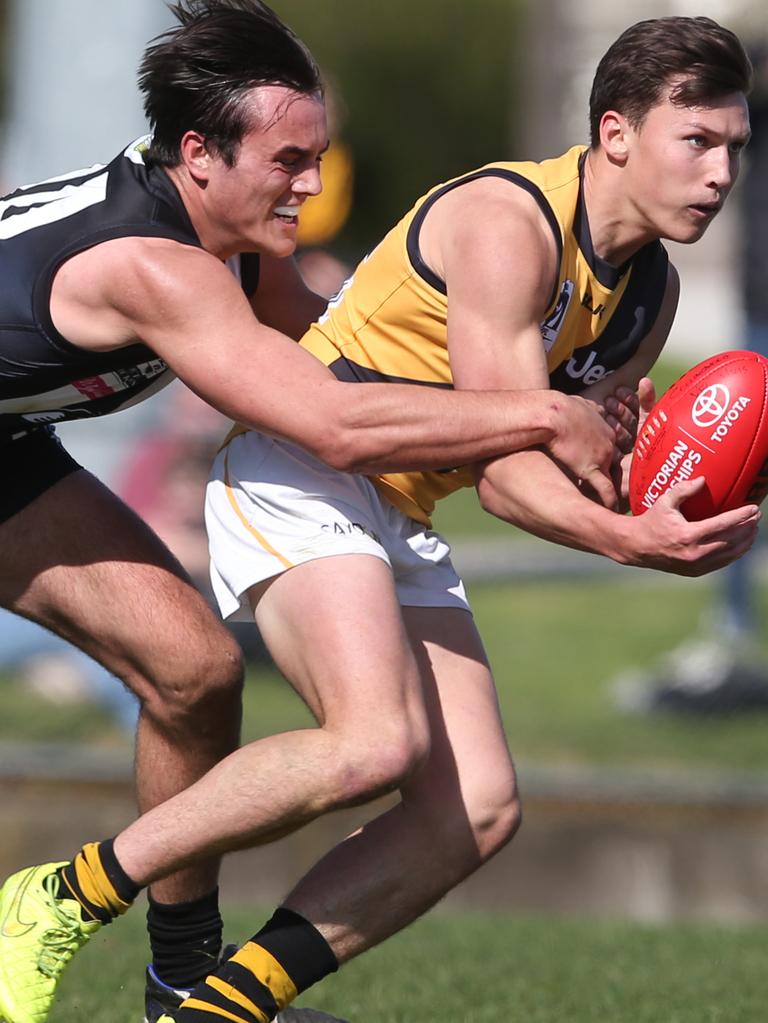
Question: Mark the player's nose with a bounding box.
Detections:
[294,165,322,198]
[705,146,736,191]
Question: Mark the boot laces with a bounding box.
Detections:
[37,873,89,979]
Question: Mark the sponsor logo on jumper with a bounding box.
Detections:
[564,349,613,386]
[640,439,703,509]
[580,290,606,317]
[73,375,114,399]
[116,360,168,389]
[22,410,67,423]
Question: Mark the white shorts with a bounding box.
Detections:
[205,432,470,622]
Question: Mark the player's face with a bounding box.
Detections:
[625,87,750,244]
[206,85,328,258]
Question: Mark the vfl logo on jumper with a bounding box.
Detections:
[318,250,374,324]
[691,384,751,442]
[540,280,574,352]
[0,868,38,938]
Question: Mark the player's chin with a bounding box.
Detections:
[262,233,299,258]
[672,212,716,244]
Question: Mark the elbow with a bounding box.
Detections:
[305,423,369,474]
[475,475,504,520]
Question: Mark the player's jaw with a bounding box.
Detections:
[667,192,725,243]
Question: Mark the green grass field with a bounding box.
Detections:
[49,906,768,1023]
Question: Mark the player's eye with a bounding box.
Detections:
[685,135,707,148]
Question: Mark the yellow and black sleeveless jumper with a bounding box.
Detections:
[301,145,669,525]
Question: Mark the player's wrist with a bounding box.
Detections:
[602,511,645,566]
[535,392,566,450]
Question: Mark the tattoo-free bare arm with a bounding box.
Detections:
[49,237,602,475]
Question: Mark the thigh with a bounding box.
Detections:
[250,554,426,736]
[0,468,233,695]
[207,431,391,623]
[400,605,517,810]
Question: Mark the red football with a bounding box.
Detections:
[629,350,768,520]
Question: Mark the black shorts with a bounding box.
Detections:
[1,427,83,524]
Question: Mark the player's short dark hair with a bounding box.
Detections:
[589,16,752,147]
[139,0,322,167]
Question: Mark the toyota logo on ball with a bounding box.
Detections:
[692,384,731,428]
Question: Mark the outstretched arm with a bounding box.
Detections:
[50,235,615,478]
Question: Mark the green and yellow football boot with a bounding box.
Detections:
[0,862,101,1023]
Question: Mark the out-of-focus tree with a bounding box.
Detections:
[273,0,524,259]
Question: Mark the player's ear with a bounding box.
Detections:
[179,131,214,184]
[599,110,631,164]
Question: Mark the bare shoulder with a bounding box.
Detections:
[420,173,558,284]
[430,174,554,239]
[65,235,233,300]
[51,236,244,350]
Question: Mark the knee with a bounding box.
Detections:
[138,628,244,737]
[331,716,431,808]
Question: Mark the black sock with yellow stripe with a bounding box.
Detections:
[58,839,141,924]
[178,907,338,1023]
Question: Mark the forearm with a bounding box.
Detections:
[475,449,636,564]
[477,448,762,578]
[305,380,567,474]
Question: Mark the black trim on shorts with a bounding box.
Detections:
[0,427,83,524]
